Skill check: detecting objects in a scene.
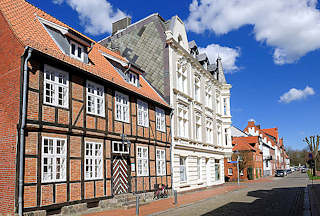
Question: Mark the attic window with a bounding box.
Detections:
[178,35,183,46]
[128,72,138,87]
[70,41,84,61]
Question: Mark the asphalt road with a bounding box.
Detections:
[153,172,309,216]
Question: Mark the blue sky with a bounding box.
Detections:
[27,0,320,150]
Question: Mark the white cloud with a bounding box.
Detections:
[52,0,64,5]
[53,0,127,35]
[186,0,320,64]
[248,118,256,122]
[198,44,240,73]
[279,86,315,103]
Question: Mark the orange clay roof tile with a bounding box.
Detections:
[0,0,168,107]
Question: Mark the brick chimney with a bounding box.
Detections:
[248,121,255,127]
[112,17,131,35]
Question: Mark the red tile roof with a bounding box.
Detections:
[0,0,169,107]
[232,136,260,152]
[261,128,279,141]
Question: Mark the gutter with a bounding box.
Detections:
[18,47,33,216]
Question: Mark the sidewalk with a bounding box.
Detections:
[84,184,246,216]
[84,176,273,216]
[308,180,320,216]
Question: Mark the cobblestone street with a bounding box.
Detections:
[153,172,309,216]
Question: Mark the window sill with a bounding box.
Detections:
[115,119,130,124]
[43,102,69,110]
[87,112,105,118]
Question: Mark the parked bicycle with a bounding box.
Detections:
[153,184,168,199]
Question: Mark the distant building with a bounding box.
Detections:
[224,136,263,181]
[100,14,232,191]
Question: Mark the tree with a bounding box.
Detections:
[304,135,320,172]
[233,151,252,174]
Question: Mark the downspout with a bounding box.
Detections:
[169,108,174,192]
[18,47,32,216]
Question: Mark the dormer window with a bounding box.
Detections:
[70,41,84,61]
[129,72,138,87]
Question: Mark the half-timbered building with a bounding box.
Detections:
[0,0,172,215]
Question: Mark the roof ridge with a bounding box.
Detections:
[25,0,94,43]
[0,0,26,48]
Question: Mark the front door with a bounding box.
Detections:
[112,155,129,195]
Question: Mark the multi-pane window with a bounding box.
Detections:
[217,126,221,146]
[195,115,202,141]
[206,119,213,144]
[156,107,165,132]
[225,128,229,146]
[228,168,233,175]
[115,91,130,123]
[112,141,129,154]
[205,87,212,108]
[215,160,220,181]
[137,100,149,127]
[44,65,69,108]
[216,98,220,114]
[197,158,201,180]
[177,62,188,93]
[137,146,148,176]
[223,98,227,115]
[42,137,66,182]
[194,77,200,102]
[156,149,166,176]
[178,105,188,138]
[86,81,105,117]
[129,72,138,87]
[180,157,187,182]
[85,142,103,180]
[70,41,84,61]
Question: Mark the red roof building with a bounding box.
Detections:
[224,136,263,181]
[0,0,172,215]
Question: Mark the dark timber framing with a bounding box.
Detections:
[20,51,172,213]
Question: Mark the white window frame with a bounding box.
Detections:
[115,91,130,123]
[137,146,149,176]
[206,118,213,144]
[197,157,201,180]
[228,168,233,175]
[42,137,67,183]
[223,98,227,115]
[86,81,105,117]
[112,141,129,154]
[177,62,188,93]
[178,105,188,138]
[85,141,103,180]
[205,87,212,108]
[217,125,221,146]
[194,77,200,102]
[180,156,187,183]
[44,65,69,108]
[156,107,165,132]
[195,114,202,142]
[128,72,138,87]
[156,149,166,176]
[137,100,149,127]
[70,40,84,61]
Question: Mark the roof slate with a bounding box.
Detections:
[0,0,169,107]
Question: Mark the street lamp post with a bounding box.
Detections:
[237,155,240,185]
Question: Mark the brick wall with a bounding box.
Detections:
[22,57,171,212]
[0,12,24,214]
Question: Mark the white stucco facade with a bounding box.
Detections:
[166,16,232,191]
